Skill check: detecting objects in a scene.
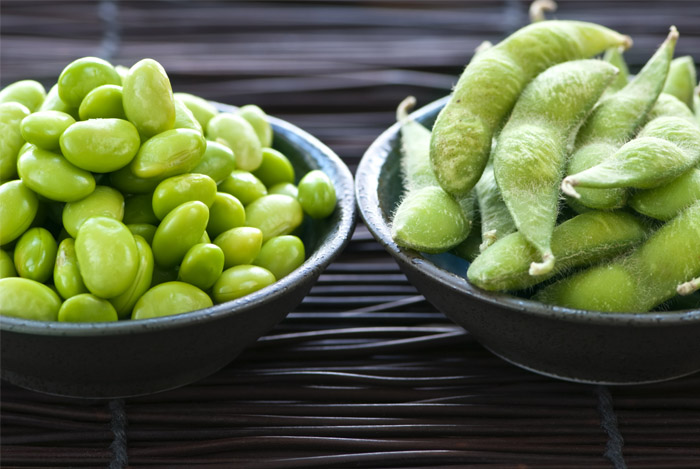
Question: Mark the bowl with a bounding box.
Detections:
[0,103,356,398]
[356,95,700,385]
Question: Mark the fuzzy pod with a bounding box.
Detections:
[645,92,697,125]
[629,167,700,221]
[493,59,619,276]
[603,46,630,93]
[474,160,516,251]
[662,56,697,112]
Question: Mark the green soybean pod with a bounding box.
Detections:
[253,235,305,280]
[0,180,38,245]
[78,84,126,120]
[206,192,246,239]
[174,92,218,130]
[474,160,515,251]
[0,277,61,321]
[122,58,176,139]
[1,249,17,278]
[58,294,118,322]
[173,96,203,133]
[39,84,79,119]
[268,182,298,199]
[20,110,76,151]
[126,223,157,245]
[152,173,217,220]
[109,235,154,319]
[57,57,121,108]
[493,59,618,275]
[123,193,159,225]
[450,212,483,263]
[430,20,630,196]
[245,194,303,242]
[191,140,236,184]
[467,211,648,291]
[54,238,88,300]
[0,80,46,112]
[0,101,31,181]
[178,243,225,290]
[297,170,336,219]
[239,104,273,148]
[132,281,212,320]
[152,200,209,268]
[207,113,262,171]
[214,226,263,268]
[662,56,697,111]
[211,265,276,303]
[603,46,630,92]
[629,168,700,221]
[17,146,95,202]
[252,148,295,188]
[130,128,206,179]
[75,217,139,298]
[14,227,57,284]
[60,118,140,173]
[62,186,125,238]
[219,170,267,205]
[645,92,696,124]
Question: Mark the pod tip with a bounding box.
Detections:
[561,177,581,199]
[397,96,417,123]
[529,252,555,276]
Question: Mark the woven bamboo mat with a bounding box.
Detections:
[2,1,700,468]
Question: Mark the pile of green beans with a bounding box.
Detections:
[391,19,700,313]
[0,56,337,322]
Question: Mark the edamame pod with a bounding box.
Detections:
[0,277,61,321]
[662,56,697,111]
[474,160,515,251]
[603,46,630,92]
[494,59,618,275]
[629,167,700,221]
[122,58,176,139]
[467,211,648,291]
[430,20,630,196]
[645,92,696,124]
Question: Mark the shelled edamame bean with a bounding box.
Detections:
[0,56,338,322]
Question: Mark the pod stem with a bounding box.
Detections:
[561,176,581,199]
[677,277,700,296]
[396,96,417,124]
[479,229,498,252]
[529,252,555,276]
[529,0,557,22]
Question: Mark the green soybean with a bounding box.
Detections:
[78,84,126,120]
[20,110,75,151]
[109,165,162,195]
[122,58,176,139]
[191,140,236,184]
[207,113,262,171]
[130,128,206,179]
[174,92,218,130]
[252,148,295,188]
[126,223,157,245]
[14,227,57,284]
[62,186,125,238]
[430,20,630,196]
[109,235,154,318]
[0,101,31,181]
[132,281,212,320]
[493,59,618,275]
[173,96,203,133]
[0,180,38,245]
[53,238,88,299]
[211,265,276,303]
[603,46,630,92]
[645,92,696,124]
[467,211,648,291]
[629,167,700,221]
[0,249,16,278]
[214,226,263,268]
[0,80,46,112]
[60,118,140,173]
[152,200,209,268]
[123,193,159,225]
[39,84,78,119]
[152,173,217,220]
[662,56,697,111]
[178,243,225,290]
[0,277,61,321]
[253,235,305,280]
[18,146,95,202]
[58,294,118,322]
[245,194,303,242]
[206,192,246,239]
[219,170,267,205]
[297,169,336,219]
[57,57,121,108]
[239,104,273,147]
[268,182,298,198]
[75,217,139,298]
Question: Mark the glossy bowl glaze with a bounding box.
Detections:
[0,103,356,398]
[356,95,700,385]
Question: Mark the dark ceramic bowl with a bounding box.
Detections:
[1,104,356,398]
[356,95,700,385]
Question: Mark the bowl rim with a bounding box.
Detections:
[1,104,357,336]
[356,95,700,325]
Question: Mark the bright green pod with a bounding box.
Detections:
[244,194,303,242]
[0,277,61,321]
[20,110,75,151]
[75,217,139,298]
[662,56,697,111]
[178,243,225,290]
[53,238,88,300]
[207,113,262,171]
[132,281,212,320]
[430,20,630,196]
[603,46,630,92]
[126,223,157,245]
[630,168,700,221]
[268,182,298,199]
[214,226,263,268]
[0,249,17,278]
[474,161,515,251]
[17,146,95,202]
[211,265,276,303]
[239,104,273,148]
[467,211,648,291]
[58,293,118,322]
[645,93,696,124]
[130,128,206,179]
[152,173,217,220]
[0,180,39,246]
[0,101,31,181]
[109,235,154,319]
[191,140,236,184]
[122,58,176,139]
[39,84,79,119]
[173,97,203,133]
[206,192,246,239]
[253,235,305,280]
[60,118,140,173]
[152,200,209,268]
[174,92,218,130]
[78,84,126,120]
[123,193,159,225]
[62,186,125,238]
[297,170,336,219]
[57,57,121,108]
[13,227,57,284]
[218,170,267,205]
[252,148,295,188]
[109,165,163,195]
[0,80,46,112]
